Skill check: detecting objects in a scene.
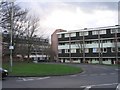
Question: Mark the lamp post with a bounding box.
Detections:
[9,1,14,72]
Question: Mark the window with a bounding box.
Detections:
[71,49,76,53]
[93,48,100,53]
[118,39,120,42]
[111,29,116,33]
[99,30,106,34]
[101,48,107,53]
[58,34,62,38]
[84,31,88,36]
[118,48,120,52]
[65,42,69,45]
[92,30,98,35]
[65,33,69,37]
[85,48,89,53]
[71,33,76,37]
[111,48,115,52]
[58,49,62,53]
[71,42,76,44]
[65,49,70,53]
[102,40,107,43]
[85,41,92,44]
[111,28,118,33]
[118,28,120,33]
[79,32,83,36]
[92,41,98,43]
[59,43,65,45]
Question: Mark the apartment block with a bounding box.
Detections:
[57,25,120,64]
[2,32,49,62]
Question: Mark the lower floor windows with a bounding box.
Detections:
[101,48,107,53]
[85,48,89,53]
[93,48,100,53]
[58,49,62,53]
[118,48,120,52]
[93,48,107,53]
[71,49,76,53]
[111,47,120,52]
[111,48,116,52]
[65,49,70,53]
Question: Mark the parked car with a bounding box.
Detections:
[0,68,8,79]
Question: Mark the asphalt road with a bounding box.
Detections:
[2,63,120,89]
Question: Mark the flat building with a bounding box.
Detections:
[57,25,120,64]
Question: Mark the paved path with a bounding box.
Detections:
[2,64,119,89]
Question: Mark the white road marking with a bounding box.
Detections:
[84,86,91,90]
[37,77,50,80]
[81,83,118,88]
[24,79,34,81]
[17,77,50,81]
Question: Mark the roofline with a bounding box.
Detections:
[57,25,120,34]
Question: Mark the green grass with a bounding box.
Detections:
[3,63,82,76]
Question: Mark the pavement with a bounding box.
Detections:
[2,63,120,90]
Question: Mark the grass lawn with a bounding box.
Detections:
[3,62,82,76]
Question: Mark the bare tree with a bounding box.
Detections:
[75,40,84,63]
[1,1,49,63]
[1,1,28,34]
[24,15,40,62]
[1,1,28,59]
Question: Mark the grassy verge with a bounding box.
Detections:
[3,62,82,76]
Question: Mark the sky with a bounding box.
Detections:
[15,0,119,39]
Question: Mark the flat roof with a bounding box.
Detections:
[57,25,120,34]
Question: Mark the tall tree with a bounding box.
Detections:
[1,1,28,35]
[24,15,40,62]
[1,1,28,58]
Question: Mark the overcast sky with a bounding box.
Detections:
[16,0,119,38]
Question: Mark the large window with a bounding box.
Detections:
[111,48,120,52]
[71,49,76,53]
[118,28,120,33]
[99,30,106,34]
[85,48,89,53]
[71,33,76,37]
[111,48,115,52]
[65,33,69,37]
[59,43,65,45]
[101,48,107,53]
[92,40,98,43]
[65,49,70,53]
[79,31,88,36]
[92,30,98,35]
[58,34,62,38]
[79,32,83,36]
[84,31,88,36]
[93,48,100,53]
[118,48,120,52]
[58,49,62,53]
[111,28,120,33]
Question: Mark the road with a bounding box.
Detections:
[2,64,120,89]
